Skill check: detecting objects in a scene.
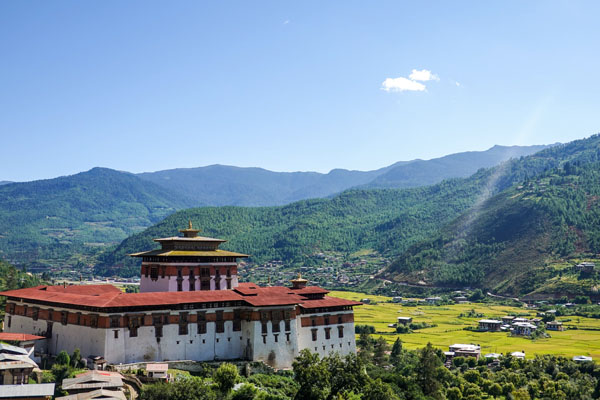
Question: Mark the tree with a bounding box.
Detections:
[213,363,239,393]
[55,351,70,366]
[361,379,400,400]
[468,289,484,302]
[70,348,82,368]
[293,349,331,400]
[446,387,463,400]
[390,338,402,365]
[231,384,260,400]
[416,343,443,399]
[373,337,390,367]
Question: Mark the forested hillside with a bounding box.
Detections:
[100,135,600,285]
[137,145,547,205]
[386,141,600,297]
[0,168,194,267]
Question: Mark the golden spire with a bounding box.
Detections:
[188,219,193,229]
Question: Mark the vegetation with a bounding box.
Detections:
[0,167,193,268]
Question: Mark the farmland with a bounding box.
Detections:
[331,290,600,359]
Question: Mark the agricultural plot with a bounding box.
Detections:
[331,291,600,359]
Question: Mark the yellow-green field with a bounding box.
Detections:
[331,291,600,359]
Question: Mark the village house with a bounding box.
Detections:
[478,319,502,331]
[145,363,169,380]
[546,321,564,331]
[448,344,481,359]
[575,262,595,274]
[501,316,515,324]
[0,223,361,370]
[0,343,38,385]
[397,317,412,326]
[512,322,537,336]
[61,371,124,396]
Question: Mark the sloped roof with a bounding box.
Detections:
[0,332,46,342]
[62,371,123,391]
[0,383,55,398]
[56,388,127,400]
[1,283,361,310]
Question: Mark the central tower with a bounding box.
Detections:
[131,221,248,293]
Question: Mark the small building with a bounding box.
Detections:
[454,296,468,302]
[448,344,480,359]
[502,316,515,324]
[361,298,371,304]
[513,317,529,324]
[397,317,413,326]
[392,297,403,303]
[575,262,595,273]
[425,297,442,304]
[573,355,593,363]
[546,321,564,331]
[0,333,45,363]
[0,383,55,399]
[478,319,502,331]
[0,343,38,385]
[484,353,502,360]
[511,351,526,359]
[146,363,169,380]
[512,322,537,336]
[62,371,124,396]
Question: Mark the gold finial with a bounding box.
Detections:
[188,219,193,229]
[297,272,302,280]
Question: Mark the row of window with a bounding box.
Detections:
[261,319,292,334]
[311,326,344,341]
[310,314,345,327]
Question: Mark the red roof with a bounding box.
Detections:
[0,332,45,341]
[0,284,361,311]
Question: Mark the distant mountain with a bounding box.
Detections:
[136,145,549,206]
[137,165,390,206]
[365,144,550,189]
[383,135,600,297]
[0,168,194,267]
[0,181,12,186]
[0,143,551,270]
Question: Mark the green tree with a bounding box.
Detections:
[213,363,239,394]
[373,336,390,367]
[390,338,402,365]
[70,348,82,368]
[293,349,331,400]
[361,379,400,400]
[416,343,443,399]
[55,351,70,366]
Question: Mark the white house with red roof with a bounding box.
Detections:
[0,223,360,369]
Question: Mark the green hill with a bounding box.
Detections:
[97,136,599,278]
[385,153,600,297]
[0,168,194,267]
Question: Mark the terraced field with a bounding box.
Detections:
[331,291,600,359]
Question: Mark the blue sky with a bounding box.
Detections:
[1,1,599,181]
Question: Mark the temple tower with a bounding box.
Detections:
[131,221,248,293]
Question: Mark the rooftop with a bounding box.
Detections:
[0,283,360,311]
[0,383,55,398]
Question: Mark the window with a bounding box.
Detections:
[155,325,163,338]
[179,312,189,335]
[263,336,266,344]
[286,333,290,342]
[274,334,278,342]
[46,321,53,338]
[61,311,68,325]
[23,305,28,317]
[6,303,14,314]
[338,326,344,338]
[311,318,316,327]
[32,307,39,321]
[150,266,158,280]
[7,316,11,328]
[261,322,268,334]
[311,329,317,341]
[233,309,241,331]
[337,315,343,324]
[128,316,141,337]
[114,330,119,339]
[284,320,291,332]
[189,270,195,291]
[324,315,330,325]
[197,312,207,334]
[272,320,280,333]
[110,316,120,328]
[90,314,98,329]
[325,327,331,340]
[226,279,232,290]
[76,313,81,325]
[215,277,220,290]
[177,280,183,292]
[216,311,224,333]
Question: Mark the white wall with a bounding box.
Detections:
[296,312,356,359]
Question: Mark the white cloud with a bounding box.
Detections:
[409,69,439,82]
[283,20,290,25]
[381,77,426,92]
[455,81,461,86]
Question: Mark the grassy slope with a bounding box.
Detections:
[332,291,600,359]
